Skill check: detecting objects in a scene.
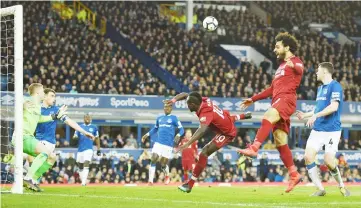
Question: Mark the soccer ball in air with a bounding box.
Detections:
[203,16,218,31]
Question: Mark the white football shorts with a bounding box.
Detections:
[306,130,341,154]
[151,142,173,159]
[76,149,94,163]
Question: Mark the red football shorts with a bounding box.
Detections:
[211,134,235,149]
[271,97,296,134]
[182,160,195,171]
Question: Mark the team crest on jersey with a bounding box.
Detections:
[200,117,206,122]
[89,128,93,131]
[167,119,172,123]
[50,111,54,114]
[323,88,328,95]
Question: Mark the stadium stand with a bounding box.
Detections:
[256,1,361,37]
[2,1,168,96]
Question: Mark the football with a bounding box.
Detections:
[202,16,218,31]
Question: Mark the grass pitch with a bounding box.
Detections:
[1,184,360,208]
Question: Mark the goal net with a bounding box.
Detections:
[0,5,23,194]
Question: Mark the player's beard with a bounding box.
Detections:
[276,52,286,64]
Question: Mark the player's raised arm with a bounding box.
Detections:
[177,124,209,153]
[240,85,273,110]
[163,92,189,106]
[39,105,68,123]
[285,58,304,74]
[64,118,95,140]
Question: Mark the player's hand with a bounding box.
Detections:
[54,105,68,120]
[306,115,317,128]
[162,99,173,107]
[23,100,35,109]
[97,150,101,156]
[244,111,252,119]
[195,155,199,162]
[176,143,190,153]
[141,134,148,143]
[240,98,253,110]
[174,135,181,144]
[84,132,95,140]
[295,110,305,120]
[285,58,294,68]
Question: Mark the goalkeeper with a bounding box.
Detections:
[25,88,97,191]
[20,83,94,191]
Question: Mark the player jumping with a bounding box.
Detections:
[21,83,68,191]
[178,129,198,182]
[163,92,252,193]
[295,62,350,197]
[73,113,100,186]
[27,88,96,190]
[141,104,184,185]
[238,32,303,192]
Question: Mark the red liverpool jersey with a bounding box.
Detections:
[272,56,304,100]
[179,137,198,161]
[196,97,237,137]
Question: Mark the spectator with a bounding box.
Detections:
[64,153,76,169]
[126,134,138,149]
[263,140,276,150]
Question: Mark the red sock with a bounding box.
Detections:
[188,154,208,188]
[184,170,188,181]
[277,144,297,176]
[252,119,273,150]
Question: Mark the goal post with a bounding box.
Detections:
[0,5,23,194]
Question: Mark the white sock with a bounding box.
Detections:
[163,165,169,177]
[307,162,324,191]
[149,164,156,183]
[82,167,89,185]
[330,166,344,188]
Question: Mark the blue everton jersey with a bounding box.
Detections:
[314,80,343,132]
[74,123,99,152]
[35,105,67,144]
[149,114,184,147]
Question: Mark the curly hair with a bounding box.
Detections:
[275,32,299,54]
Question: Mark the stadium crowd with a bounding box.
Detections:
[2,1,361,101]
[2,1,169,96]
[83,1,361,101]
[256,1,361,37]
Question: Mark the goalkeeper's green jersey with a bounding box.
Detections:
[23,96,52,136]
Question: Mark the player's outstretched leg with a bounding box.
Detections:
[178,142,218,193]
[324,153,350,197]
[237,109,278,157]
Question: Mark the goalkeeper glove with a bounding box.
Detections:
[51,106,68,121]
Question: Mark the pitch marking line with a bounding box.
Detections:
[24,193,361,207]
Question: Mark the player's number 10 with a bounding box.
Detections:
[213,105,224,119]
